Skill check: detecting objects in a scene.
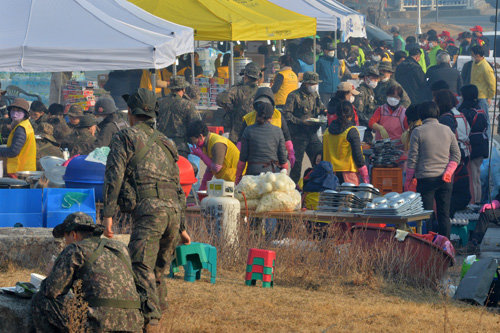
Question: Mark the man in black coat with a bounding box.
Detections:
[425,51,463,96]
[395,48,429,104]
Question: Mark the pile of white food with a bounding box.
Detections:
[235,170,301,213]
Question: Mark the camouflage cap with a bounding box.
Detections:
[169,76,189,90]
[67,105,84,117]
[242,62,260,79]
[77,114,97,128]
[94,97,117,115]
[38,123,57,142]
[52,212,101,238]
[123,88,158,118]
[359,65,380,78]
[302,71,321,84]
[378,61,394,73]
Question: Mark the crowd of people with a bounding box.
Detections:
[0,23,498,333]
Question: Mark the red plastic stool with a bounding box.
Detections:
[207,126,224,135]
[246,248,276,267]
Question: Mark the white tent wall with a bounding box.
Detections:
[0,0,194,72]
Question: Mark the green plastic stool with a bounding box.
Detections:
[451,224,468,247]
[169,243,217,283]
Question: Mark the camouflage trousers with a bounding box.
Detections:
[32,291,68,333]
[129,204,180,322]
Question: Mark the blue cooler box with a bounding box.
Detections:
[43,188,96,228]
[0,189,43,227]
[63,155,105,201]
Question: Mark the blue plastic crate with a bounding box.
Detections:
[0,189,43,227]
[43,188,96,228]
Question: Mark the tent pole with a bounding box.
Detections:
[230,41,234,86]
[151,68,157,93]
[173,58,177,76]
[191,51,195,84]
[313,36,317,72]
[58,72,62,104]
[334,30,338,58]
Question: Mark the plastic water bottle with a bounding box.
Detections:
[63,148,70,160]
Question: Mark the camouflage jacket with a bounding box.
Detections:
[157,93,200,154]
[47,116,72,142]
[30,114,49,135]
[96,113,129,147]
[39,237,143,332]
[353,82,377,127]
[216,82,259,143]
[374,78,411,109]
[36,140,63,170]
[63,129,98,156]
[103,119,185,219]
[283,86,324,135]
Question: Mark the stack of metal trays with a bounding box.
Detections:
[336,182,381,202]
[370,139,404,168]
[363,192,425,216]
[318,190,366,213]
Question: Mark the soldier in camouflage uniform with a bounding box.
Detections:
[94,96,129,147]
[67,104,84,129]
[283,72,325,183]
[216,62,260,143]
[62,114,98,156]
[46,103,72,142]
[32,212,144,333]
[374,61,411,109]
[353,66,380,142]
[102,88,191,330]
[36,123,63,170]
[29,101,49,135]
[157,76,200,157]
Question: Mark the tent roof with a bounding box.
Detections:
[87,0,193,57]
[130,0,317,41]
[0,0,194,72]
[268,0,337,32]
[307,0,366,41]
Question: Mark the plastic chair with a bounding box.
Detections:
[5,85,42,101]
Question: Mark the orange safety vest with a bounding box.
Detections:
[203,133,240,182]
[139,69,171,95]
[243,108,282,128]
[216,66,229,79]
[274,68,298,105]
[323,126,360,172]
[7,119,36,173]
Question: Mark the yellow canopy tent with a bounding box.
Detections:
[130,0,316,41]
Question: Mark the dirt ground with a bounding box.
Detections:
[3,266,497,332]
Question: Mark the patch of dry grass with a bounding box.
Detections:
[161,269,500,332]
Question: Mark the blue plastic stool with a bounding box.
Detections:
[169,242,217,284]
[451,224,469,246]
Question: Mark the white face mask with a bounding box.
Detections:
[387,97,400,107]
[429,42,435,48]
[349,95,356,103]
[367,80,378,89]
[307,85,318,94]
[372,55,381,62]
[326,51,335,57]
[381,77,390,83]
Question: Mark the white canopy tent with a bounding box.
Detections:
[268,0,337,32]
[307,0,366,41]
[87,0,194,58]
[0,0,194,72]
